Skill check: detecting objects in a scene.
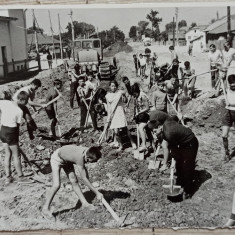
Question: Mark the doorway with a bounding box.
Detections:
[1,46,8,77]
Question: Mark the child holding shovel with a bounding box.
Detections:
[0,91,33,184]
[180,61,196,99]
[105,80,136,151]
[13,79,46,140]
[45,79,63,140]
[131,83,150,152]
[42,145,103,221]
[77,76,98,133]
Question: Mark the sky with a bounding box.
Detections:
[2,4,235,37]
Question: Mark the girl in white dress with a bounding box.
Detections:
[105,80,136,151]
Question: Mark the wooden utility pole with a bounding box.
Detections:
[32,10,39,53]
[175,7,178,46]
[48,10,57,64]
[58,13,63,60]
[227,6,232,41]
[69,10,75,60]
[173,17,175,47]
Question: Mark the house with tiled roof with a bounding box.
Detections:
[185,25,208,52]
[0,9,28,78]
[204,14,235,48]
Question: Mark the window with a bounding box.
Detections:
[17,65,20,71]
[93,40,100,48]
[21,65,24,70]
[82,41,93,48]
[74,41,82,48]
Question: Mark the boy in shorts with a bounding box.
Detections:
[42,145,103,220]
[45,79,63,139]
[0,91,32,184]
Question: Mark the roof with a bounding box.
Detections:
[204,15,235,34]
[190,35,203,42]
[27,33,60,45]
[187,25,208,33]
[0,16,17,21]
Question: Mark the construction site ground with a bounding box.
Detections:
[0,42,235,230]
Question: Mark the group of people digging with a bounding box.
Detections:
[1,40,235,225]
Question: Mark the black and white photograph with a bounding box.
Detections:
[1,2,235,231]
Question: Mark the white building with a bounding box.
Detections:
[185,25,208,52]
[0,9,28,79]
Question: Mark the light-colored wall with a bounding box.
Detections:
[0,9,28,78]
[185,28,206,51]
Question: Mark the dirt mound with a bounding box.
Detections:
[182,91,225,132]
[103,41,133,57]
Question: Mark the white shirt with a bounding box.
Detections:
[0,100,23,127]
[223,48,235,67]
[139,57,146,67]
[208,50,223,66]
[13,85,35,102]
[86,79,98,91]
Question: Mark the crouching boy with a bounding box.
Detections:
[42,145,103,220]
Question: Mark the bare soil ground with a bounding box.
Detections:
[0,42,235,230]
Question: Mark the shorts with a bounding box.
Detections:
[222,109,235,127]
[0,125,19,146]
[45,108,56,120]
[50,149,74,169]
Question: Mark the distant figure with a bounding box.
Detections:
[188,42,193,56]
[67,47,71,60]
[47,52,53,69]
[113,56,117,69]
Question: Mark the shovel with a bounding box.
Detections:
[167,95,186,126]
[19,148,47,183]
[101,197,127,227]
[148,144,161,170]
[162,158,183,198]
[133,124,144,160]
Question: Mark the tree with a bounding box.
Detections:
[146,9,162,40]
[178,20,187,28]
[66,21,96,39]
[27,26,44,34]
[137,20,149,35]
[129,26,137,39]
[190,22,197,29]
[165,21,176,32]
[98,26,125,49]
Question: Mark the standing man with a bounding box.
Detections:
[47,52,53,69]
[188,42,193,56]
[208,44,223,89]
[77,76,98,133]
[68,64,82,109]
[0,91,32,184]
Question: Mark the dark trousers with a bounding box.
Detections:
[210,66,219,89]
[21,106,37,140]
[79,100,97,131]
[70,81,79,108]
[171,137,198,194]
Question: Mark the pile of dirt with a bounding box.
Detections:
[181,91,225,132]
[103,41,133,57]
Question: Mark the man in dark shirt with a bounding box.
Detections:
[47,52,53,69]
[148,118,199,199]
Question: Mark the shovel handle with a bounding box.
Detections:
[102,198,120,222]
